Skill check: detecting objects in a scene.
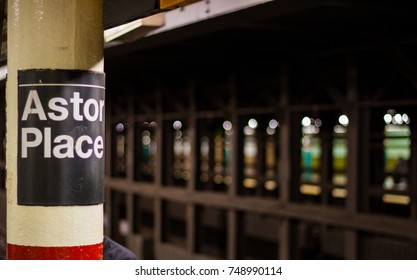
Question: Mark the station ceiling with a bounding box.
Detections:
[104,0,417,82]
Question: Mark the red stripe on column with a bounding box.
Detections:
[7,242,103,260]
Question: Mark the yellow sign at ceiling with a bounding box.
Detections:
[159,0,199,10]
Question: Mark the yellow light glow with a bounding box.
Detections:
[331,188,348,198]
[243,178,258,189]
[382,194,411,205]
[264,180,277,191]
[300,184,321,196]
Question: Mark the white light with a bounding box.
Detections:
[223,120,232,131]
[173,120,182,130]
[338,115,349,126]
[314,118,322,127]
[248,118,258,129]
[244,126,255,136]
[142,135,151,146]
[394,113,403,124]
[302,116,311,127]
[269,119,279,129]
[384,114,392,124]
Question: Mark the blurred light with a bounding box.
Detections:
[382,194,410,205]
[302,135,310,146]
[332,188,348,198]
[116,123,125,132]
[142,121,150,128]
[332,174,347,186]
[142,135,151,145]
[223,120,233,131]
[174,130,182,139]
[269,119,279,129]
[338,115,349,126]
[142,130,151,145]
[200,173,209,183]
[314,118,322,127]
[173,138,183,155]
[264,180,277,191]
[150,121,158,128]
[214,165,222,173]
[173,120,182,130]
[224,176,232,186]
[394,114,403,124]
[243,178,257,188]
[118,219,130,236]
[384,113,392,124]
[303,125,320,134]
[183,137,191,154]
[300,184,321,196]
[266,127,275,135]
[383,176,394,190]
[402,114,410,124]
[116,135,125,158]
[302,116,311,127]
[248,118,258,129]
[225,129,233,136]
[333,124,346,134]
[182,171,191,181]
[200,162,209,172]
[200,137,209,156]
[244,126,255,136]
[214,175,223,184]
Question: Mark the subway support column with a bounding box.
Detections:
[6,1,105,259]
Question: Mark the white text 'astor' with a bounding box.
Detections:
[22,90,105,122]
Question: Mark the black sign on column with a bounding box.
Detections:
[17,69,105,206]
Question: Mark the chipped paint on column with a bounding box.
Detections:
[6,0,104,259]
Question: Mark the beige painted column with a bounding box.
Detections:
[7,0,104,259]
